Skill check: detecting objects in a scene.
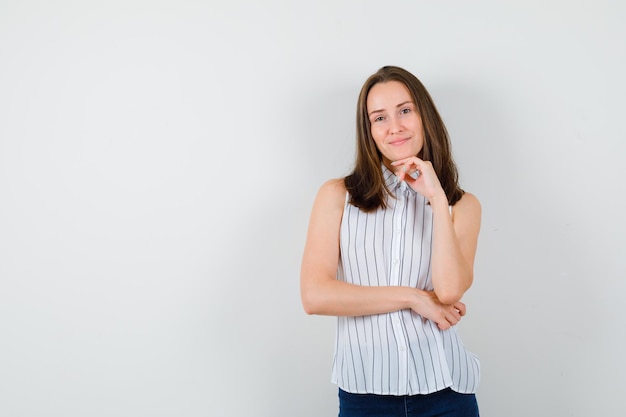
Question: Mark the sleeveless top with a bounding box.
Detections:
[331,166,480,395]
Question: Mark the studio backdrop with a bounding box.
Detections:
[1,1,624,416]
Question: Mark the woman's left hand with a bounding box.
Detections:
[391,157,445,202]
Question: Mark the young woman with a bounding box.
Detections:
[300,66,481,417]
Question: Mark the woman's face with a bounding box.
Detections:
[366,81,424,168]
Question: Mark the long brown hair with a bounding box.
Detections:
[345,66,464,211]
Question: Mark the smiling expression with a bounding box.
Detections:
[366,80,424,169]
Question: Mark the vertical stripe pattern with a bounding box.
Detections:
[331,167,480,395]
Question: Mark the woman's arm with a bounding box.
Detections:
[300,178,466,329]
[429,192,481,305]
[392,158,482,305]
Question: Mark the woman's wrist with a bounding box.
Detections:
[427,190,449,208]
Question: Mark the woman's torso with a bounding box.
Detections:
[331,167,480,395]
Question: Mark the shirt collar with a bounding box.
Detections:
[382,164,417,195]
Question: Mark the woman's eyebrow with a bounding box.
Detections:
[368,101,413,117]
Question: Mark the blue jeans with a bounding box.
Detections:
[338,388,479,417]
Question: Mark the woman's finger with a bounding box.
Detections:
[392,158,423,180]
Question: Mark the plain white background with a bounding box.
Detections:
[1,1,625,416]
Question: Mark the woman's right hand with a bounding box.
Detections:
[411,290,466,330]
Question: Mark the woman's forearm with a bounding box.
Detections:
[301,278,416,317]
[429,193,479,305]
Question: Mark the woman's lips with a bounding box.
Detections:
[389,138,409,146]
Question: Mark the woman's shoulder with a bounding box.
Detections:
[320,177,347,192]
[458,191,480,207]
[314,178,347,209]
[452,191,481,220]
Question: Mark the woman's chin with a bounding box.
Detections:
[385,152,416,164]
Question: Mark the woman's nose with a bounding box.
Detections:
[389,116,402,133]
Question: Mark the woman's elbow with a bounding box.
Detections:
[301,294,317,315]
[435,290,464,306]
[434,267,473,304]
[434,279,472,305]
[301,285,324,315]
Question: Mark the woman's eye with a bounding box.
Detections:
[373,116,385,122]
[400,108,411,114]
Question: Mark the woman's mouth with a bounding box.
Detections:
[389,138,409,146]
